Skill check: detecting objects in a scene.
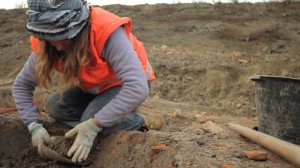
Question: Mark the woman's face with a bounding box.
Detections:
[48,39,72,52]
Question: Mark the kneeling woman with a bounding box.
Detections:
[13,0,161,163]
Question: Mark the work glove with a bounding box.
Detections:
[65,118,102,163]
[29,123,51,147]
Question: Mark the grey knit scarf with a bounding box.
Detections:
[26,0,89,41]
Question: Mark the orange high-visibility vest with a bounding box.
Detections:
[30,7,155,94]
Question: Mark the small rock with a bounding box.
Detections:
[195,114,203,118]
[236,103,243,108]
[232,150,243,158]
[160,45,168,49]
[221,163,233,168]
[150,144,169,160]
[197,114,220,123]
[238,59,248,64]
[243,150,268,161]
[231,51,242,57]
[202,121,223,134]
[196,140,205,146]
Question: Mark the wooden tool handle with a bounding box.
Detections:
[228,123,300,167]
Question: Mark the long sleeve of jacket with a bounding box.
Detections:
[12,52,38,126]
[94,27,150,127]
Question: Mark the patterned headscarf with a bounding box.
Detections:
[26,0,90,41]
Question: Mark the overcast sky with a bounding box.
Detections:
[0,0,265,9]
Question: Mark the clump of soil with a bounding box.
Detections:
[47,136,73,158]
[45,136,97,165]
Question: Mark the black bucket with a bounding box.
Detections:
[251,75,300,145]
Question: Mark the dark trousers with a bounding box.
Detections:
[46,86,144,135]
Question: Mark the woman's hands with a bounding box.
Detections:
[29,123,52,158]
[65,118,102,163]
[29,123,51,147]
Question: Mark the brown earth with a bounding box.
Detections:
[1,2,300,168]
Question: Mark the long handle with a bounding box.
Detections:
[228,123,300,166]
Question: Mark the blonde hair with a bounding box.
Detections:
[35,23,90,95]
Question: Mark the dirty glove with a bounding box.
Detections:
[29,123,51,147]
[65,119,102,163]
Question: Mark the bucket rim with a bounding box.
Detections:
[251,75,300,81]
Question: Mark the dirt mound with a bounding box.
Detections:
[1,2,300,168]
